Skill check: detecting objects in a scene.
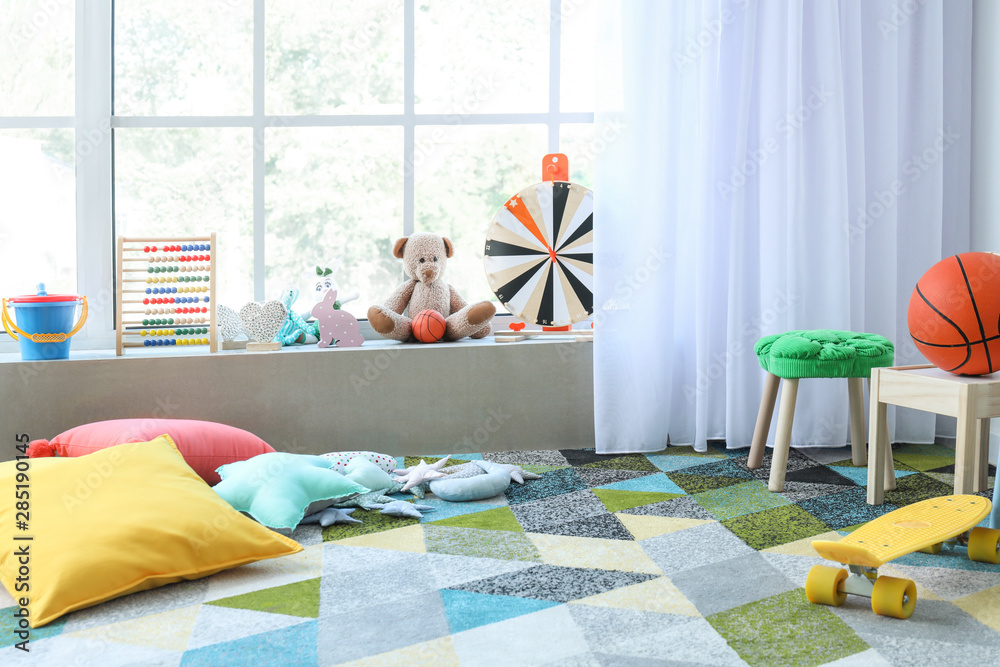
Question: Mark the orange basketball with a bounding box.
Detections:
[412,309,446,343]
[908,252,1000,375]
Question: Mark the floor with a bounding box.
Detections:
[2,442,998,666]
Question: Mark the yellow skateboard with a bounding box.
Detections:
[807,495,1000,619]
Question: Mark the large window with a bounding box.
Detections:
[1,0,595,347]
[0,1,76,299]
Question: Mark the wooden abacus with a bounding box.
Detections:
[116,234,218,355]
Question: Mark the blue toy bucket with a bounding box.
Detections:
[3,283,88,361]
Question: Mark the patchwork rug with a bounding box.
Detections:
[2,443,998,666]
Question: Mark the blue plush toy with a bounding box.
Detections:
[277,287,313,345]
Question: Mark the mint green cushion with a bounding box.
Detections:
[214,453,369,532]
[754,330,894,379]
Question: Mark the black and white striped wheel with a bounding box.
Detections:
[484,181,593,327]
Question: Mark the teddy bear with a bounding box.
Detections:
[368,232,495,342]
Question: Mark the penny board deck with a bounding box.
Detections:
[812,495,990,568]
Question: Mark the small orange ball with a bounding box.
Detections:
[412,309,446,343]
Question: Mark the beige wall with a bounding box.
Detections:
[0,340,595,462]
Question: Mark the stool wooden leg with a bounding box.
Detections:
[976,418,990,493]
[847,377,866,466]
[769,378,798,492]
[749,372,781,470]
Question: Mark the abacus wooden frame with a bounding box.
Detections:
[115,234,218,355]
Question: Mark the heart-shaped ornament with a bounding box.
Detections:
[218,305,246,341]
[239,300,287,343]
[509,322,526,331]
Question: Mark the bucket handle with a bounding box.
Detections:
[2,296,88,343]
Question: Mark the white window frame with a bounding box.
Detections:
[1,0,593,354]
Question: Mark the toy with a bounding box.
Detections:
[332,488,396,509]
[277,287,314,345]
[366,501,435,519]
[444,460,541,484]
[367,232,495,342]
[393,455,452,491]
[908,251,1000,375]
[321,450,397,474]
[300,507,362,527]
[412,309,446,343]
[807,495,1000,619]
[312,288,364,348]
[343,457,394,490]
[239,299,288,351]
[3,283,87,361]
[428,460,511,501]
[218,305,247,342]
[116,235,217,355]
[309,261,359,311]
[484,154,593,328]
[213,452,368,532]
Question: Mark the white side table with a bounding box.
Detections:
[867,364,998,505]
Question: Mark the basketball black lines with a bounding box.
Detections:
[955,254,993,372]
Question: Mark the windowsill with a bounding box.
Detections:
[0,333,587,365]
[1,330,595,460]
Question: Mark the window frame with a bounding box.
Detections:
[1,0,593,353]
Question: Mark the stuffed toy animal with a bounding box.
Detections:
[309,260,359,313]
[368,232,495,342]
[277,287,314,345]
[312,288,364,348]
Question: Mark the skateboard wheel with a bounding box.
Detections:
[871,576,916,619]
[805,565,847,607]
[918,542,943,555]
[967,527,1000,564]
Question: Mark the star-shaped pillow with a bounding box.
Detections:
[214,453,369,532]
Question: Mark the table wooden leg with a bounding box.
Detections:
[867,370,886,505]
[867,400,888,504]
[748,372,780,470]
[976,418,990,493]
[882,413,895,491]
[847,377,866,466]
[955,392,977,494]
[769,378,798,492]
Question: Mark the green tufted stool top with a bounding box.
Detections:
[747,329,895,492]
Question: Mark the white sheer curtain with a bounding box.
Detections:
[593,0,973,454]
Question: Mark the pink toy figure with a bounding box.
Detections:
[311,289,364,348]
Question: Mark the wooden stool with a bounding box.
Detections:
[747,330,895,492]
[866,364,1000,507]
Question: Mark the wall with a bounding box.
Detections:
[0,340,595,462]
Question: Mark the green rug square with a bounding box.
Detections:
[894,453,958,472]
[593,489,684,513]
[668,471,749,495]
[322,509,419,541]
[658,445,726,459]
[694,481,791,521]
[708,588,868,667]
[423,525,543,562]
[723,504,831,551]
[429,506,523,532]
[208,578,320,618]
[884,472,954,507]
[893,443,959,458]
[580,454,660,472]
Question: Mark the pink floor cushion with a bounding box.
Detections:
[27,418,275,485]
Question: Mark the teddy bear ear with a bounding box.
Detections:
[393,237,409,258]
[442,237,454,258]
